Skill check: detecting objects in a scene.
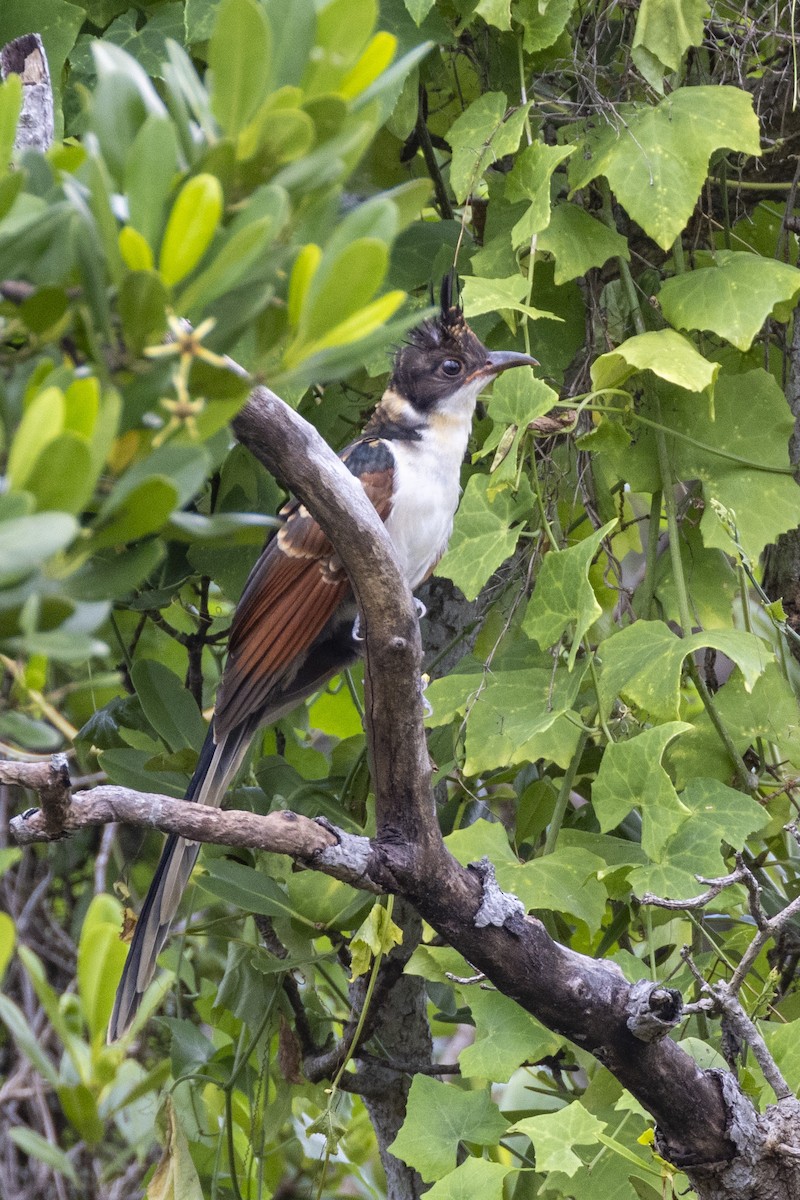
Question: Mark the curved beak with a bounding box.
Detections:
[482,349,539,377]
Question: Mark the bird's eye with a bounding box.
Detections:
[441,358,462,376]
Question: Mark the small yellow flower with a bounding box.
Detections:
[152,370,207,446]
[144,313,230,372]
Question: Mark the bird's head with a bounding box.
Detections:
[389,275,538,417]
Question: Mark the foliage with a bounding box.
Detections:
[1,2,800,1199]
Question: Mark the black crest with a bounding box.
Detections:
[389,274,489,410]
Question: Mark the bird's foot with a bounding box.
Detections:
[414,597,427,620]
[352,612,365,642]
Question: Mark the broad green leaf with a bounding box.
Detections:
[91,478,179,548]
[505,141,574,246]
[287,289,406,365]
[7,386,64,488]
[77,893,128,1044]
[404,0,436,23]
[658,370,799,561]
[340,32,397,100]
[109,442,211,510]
[64,376,100,438]
[198,859,315,926]
[593,723,693,859]
[0,511,78,581]
[436,474,524,600]
[446,92,531,204]
[475,0,512,30]
[425,1159,514,1200]
[458,987,561,1080]
[570,87,761,249]
[389,1076,508,1181]
[262,0,316,89]
[445,820,606,928]
[524,520,617,667]
[659,250,800,350]
[762,1024,800,1096]
[668,663,800,787]
[629,778,767,897]
[118,270,169,354]
[461,273,559,322]
[304,0,376,96]
[632,0,709,91]
[208,0,272,135]
[24,434,96,515]
[285,871,367,931]
[120,223,154,270]
[178,216,275,315]
[598,620,769,723]
[131,660,207,752]
[159,173,223,287]
[513,0,575,52]
[538,204,630,283]
[66,541,165,601]
[58,1082,104,1144]
[512,1102,606,1176]
[301,238,389,343]
[591,329,718,393]
[8,1128,79,1186]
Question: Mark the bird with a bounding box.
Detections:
[108,276,537,1040]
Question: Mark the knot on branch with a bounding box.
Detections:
[2,753,72,840]
[470,858,526,929]
[626,979,683,1042]
[312,817,382,893]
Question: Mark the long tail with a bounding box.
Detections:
[108,721,254,1041]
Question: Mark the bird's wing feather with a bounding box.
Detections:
[213,437,395,736]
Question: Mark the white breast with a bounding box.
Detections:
[384,415,472,589]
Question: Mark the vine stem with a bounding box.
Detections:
[542,727,589,855]
[639,490,662,619]
[653,396,754,792]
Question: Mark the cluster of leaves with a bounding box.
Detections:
[1,1,800,1199]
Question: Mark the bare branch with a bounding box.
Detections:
[1,34,54,152]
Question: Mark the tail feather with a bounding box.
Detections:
[108,722,254,1041]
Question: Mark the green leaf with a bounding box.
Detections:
[538,204,630,284]
[91,478,179,548]
[0,511,78,582]
[0,993,58,1086]
[66,541,165,601]
[505,141,574,246]
[512,1102,606,1176]
[159,173,223,287]
[591,329,718,393]
[436,474,524,600]
[461,273,559,322]
[598,620,769,723]
[7,386,64,489]
[119,270,168,355]
[131,660,207,753]
[148,1096,204,1200]
[8,1128,79,1186]
[425,1159,514,1200]
[125,114,180,251]
[389,1076,508,1181]
[0,73,22,169]
[209,0,272,135]
[475,0,512,31]
[403,0,436,24]
[77,893,128,1044]
[570,87,761,249]
[632,0,709,91]
[24,433,96,515]
[593,723,692,859]
[301,238,389,343]
[349,902,403,978]
[0,912,15,982]
[523,520,617,667]
[629,777,767,897]
[659,250,800,351]
[458,986,561,1081]
[658,370,799,561]
[198,859,316,926]
[446,93,531,204]
[513,0,575,52]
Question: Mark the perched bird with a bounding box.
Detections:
[108,278,537,1040]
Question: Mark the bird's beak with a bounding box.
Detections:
[482,349,539,377]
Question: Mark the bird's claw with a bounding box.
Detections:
[420,672,433,718]
[414,597,427,620]
[352,613,364,642]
